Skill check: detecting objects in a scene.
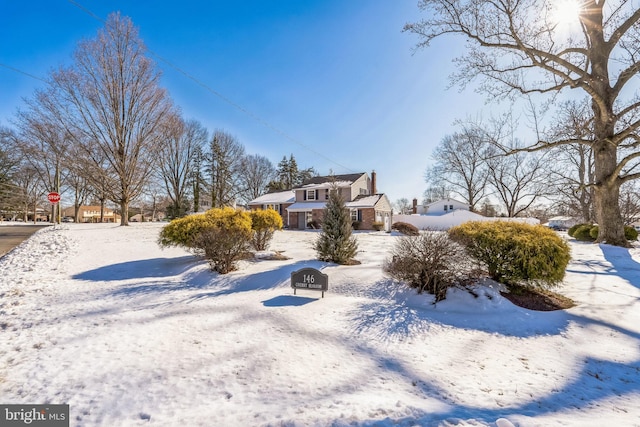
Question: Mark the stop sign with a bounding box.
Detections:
[47,192,61,204]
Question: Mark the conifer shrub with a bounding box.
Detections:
[315,188,358,264]
[384,231,474,302]
[158,213,209,248]
[573,224,596,241]
[249,209,283,251]
[448,221,570,289]
[159,207,253,274]
[391,221,419,236]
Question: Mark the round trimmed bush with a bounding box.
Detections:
[625,226,638,241]
[568,223,589,237]
[574,224,596,242]
[448,221,571,289]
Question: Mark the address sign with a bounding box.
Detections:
[291,268,328,298]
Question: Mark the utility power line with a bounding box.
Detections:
[66,0,357,174]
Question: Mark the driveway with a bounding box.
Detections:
[0,224,51,258]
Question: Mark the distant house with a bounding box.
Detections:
[62,206,121,223]
[284,171,393,231]
[414,198,470,215]
[247,190,295,228]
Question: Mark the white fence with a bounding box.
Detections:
[393,211,540,231]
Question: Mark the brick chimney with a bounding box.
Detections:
[371,170,377,194]
[412,198,418,214]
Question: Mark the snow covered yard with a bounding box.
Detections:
[0,223,638,427]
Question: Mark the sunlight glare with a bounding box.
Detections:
[553,0,582,26]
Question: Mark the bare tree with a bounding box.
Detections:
[207,130,245,208]
[405,0,640,246]
[239,154,276,204]
[44,13,172,225]
[0,127,20,192]
[486,142,551,217]
[422,185,450,204]
[158,116,207,218]
[620,181,640,225]
[547,99,596,222]
[395,198,412,214]
[425,119,491,211]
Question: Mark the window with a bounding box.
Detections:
[265,204,279,211]
[444,205,448,211]
[359,188,369,195]
[351,209,358,221]
[305,211,313,226]
[306,190,316,201]
[450,204,454,210]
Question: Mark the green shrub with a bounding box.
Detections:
[590,225,639,241]
[392,222,419,236]
[249,209,283,251]
[372,221,384,231]
[315,188,358,264]
[385,231,474,302]
[625,226,638,241]
[448,221,571,289]
[568,223,591,237]
[573,224,596,241]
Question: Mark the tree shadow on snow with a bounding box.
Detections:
[72,255,198,281]
[182,260,327,303]
[599,243,640,290]
[348,279,572,340]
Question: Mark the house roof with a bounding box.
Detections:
[346,194,384,208]
[248,190,295,205]
[297,173,366,189]
[286,202,327,212]
[424,198,468,208]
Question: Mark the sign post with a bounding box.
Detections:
[291,268,328,298]
[47,192,60,204]
[47,192,60,226]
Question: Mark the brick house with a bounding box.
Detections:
[247,190,295,228]
[285,172,393,231]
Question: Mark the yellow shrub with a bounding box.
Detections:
[248,209,283,251]
[448,221,570,289]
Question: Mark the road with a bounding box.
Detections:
[0,224,51,258]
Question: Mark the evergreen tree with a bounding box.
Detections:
[315,187,358,264]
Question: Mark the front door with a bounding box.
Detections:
[298,212,306,230]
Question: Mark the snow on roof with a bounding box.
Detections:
[346,195,382,208]
[424,198,468,207]
[300,180,353,190]
[248,191,295,205]
[286,202,327,212]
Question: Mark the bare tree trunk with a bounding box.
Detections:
[593,143,626,245]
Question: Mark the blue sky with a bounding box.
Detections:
[1,0,490,203]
